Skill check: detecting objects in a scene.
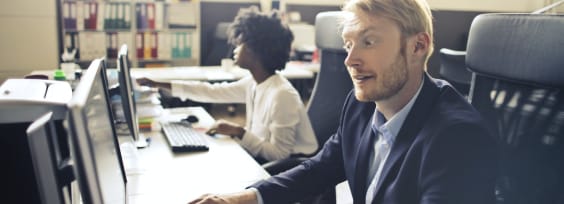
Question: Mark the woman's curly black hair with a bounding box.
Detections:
[228,6,294,73]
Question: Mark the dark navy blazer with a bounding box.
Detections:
[251,74,497,204]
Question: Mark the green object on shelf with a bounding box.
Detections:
[54,69,66,81]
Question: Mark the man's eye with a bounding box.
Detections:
[343,43,352,52]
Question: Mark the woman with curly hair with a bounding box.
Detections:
[138,6,318,163]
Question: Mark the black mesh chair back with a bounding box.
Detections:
[438,48,472,95]
[307,11,353,148]
[466,13,564,204]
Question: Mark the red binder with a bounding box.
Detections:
[147,3,155,30]
[136,32,144,59]
[151,32,158,58]
[88,2,98,30]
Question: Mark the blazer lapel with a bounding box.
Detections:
[371,75,441,202]
[352,112,376,203]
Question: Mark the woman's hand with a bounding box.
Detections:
[206,119,246,139]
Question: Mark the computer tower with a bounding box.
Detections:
[0,79,72,203]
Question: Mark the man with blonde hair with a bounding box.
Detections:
[189,0,497,203]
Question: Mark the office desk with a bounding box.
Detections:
[122,107,270,203]
[29,63,317,82]
[130,65,315,82]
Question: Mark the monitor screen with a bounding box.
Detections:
[26,111,69,204]
[116,44,146,147]
[66,58,127,204]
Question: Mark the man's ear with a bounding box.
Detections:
[415,42,423,52]
[412,32,431,54]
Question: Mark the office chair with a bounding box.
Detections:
[261,11,352,204]
[203,22,232,66]
[466,13,564,204]
[438,48,472,95]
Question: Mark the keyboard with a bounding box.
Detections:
[160,121,209,152]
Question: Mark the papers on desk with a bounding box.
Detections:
[111,86,163,132]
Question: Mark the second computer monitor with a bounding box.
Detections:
[66,58,127,204]
[117,44,147,148]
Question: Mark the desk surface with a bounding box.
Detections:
[122,107,270,203]
[29,62,319,83]
[131,64,316,82]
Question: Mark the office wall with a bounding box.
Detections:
[0,0,59,83]
[428,0,547,12]
[282,0,548,12]
[200,1,260,65]
[0,0,553,82]
[281,0,550,77]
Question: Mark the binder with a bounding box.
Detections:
[106,33,118,59]
[154,2,164,30]
[151,32,158,58]
[183,32,191,58]
[137,4,147,30]
[70,2,77,30]
[88,2,98,30]
[63,2,71,29]
[96,3,104,31]
[82,3,89,30]
[173,33,181,59]
[124,3,131,29]
[117,3,124,29]
[136,32,144,59]
[76,1,84,31]
[135,4,142,29]
[147,3,155,30]
[158,32,171,60]
[109,3,116,29]
[104,2,111,29]
[144,32,151,59]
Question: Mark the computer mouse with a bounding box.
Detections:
[182,115,199,123]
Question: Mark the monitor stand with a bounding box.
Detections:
[135,133,149,148]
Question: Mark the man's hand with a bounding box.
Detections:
[188,190,258,204]
[206,119,246,139]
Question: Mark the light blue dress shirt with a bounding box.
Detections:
[365,81,423,203]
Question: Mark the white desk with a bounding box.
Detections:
[130,65,316,83]
[122,107,270,203]
[28,63,318,82]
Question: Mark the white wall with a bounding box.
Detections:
[0,0,58,83]
[428,0,548,12]
[283,0,550,12]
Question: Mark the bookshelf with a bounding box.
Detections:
[60,0,201,68]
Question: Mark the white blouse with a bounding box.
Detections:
[170,74,318,161]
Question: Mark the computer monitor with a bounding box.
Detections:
[66,58,127,204]
[26,111,74,204]
[0,79,72,204]
[116,44,147,148]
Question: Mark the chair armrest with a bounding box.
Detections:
[261,157,309,175]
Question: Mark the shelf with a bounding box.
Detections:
[60,0,201,67]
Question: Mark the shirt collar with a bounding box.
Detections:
[373,78,425,145]
[254,73,279,92]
